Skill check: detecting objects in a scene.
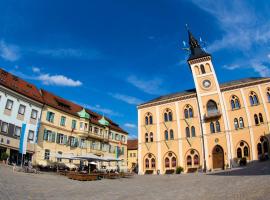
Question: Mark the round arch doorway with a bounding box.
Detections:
[212,145,224,169]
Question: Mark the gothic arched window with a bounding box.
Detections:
[145,158,149,169]
[186,127,190,138]
[234,118,239,130]
[191,126,196,137]
[164,108,173,122]
[171,157,177,167]
[165,130,169,141]
[231,95,240,110]
[170,129,174,140]
[145,133,149,143]
[184,105,193,119]
[210,122,215,133]
[150,132,154,142]
[239,117,244,128]
[249,92,259,106]
[151,158,156,168]
[254,114,259,125]
[259,113,264,123]
[145,112,153,125]
[165,157,170,168]
[187,155,192,166]
[216,120,221,132]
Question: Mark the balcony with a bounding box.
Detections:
[204,110,222,120]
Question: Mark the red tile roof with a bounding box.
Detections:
[0,69,43,103]
[127,139,138,150]
[41,89,128,134]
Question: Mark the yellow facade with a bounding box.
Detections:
[33,104,128,170]
[127,149,138,171]
[137,32,270,175]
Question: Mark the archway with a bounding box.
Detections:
[257,136,269,160]
[212,145,224,169]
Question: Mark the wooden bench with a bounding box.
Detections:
[67,173,98,181]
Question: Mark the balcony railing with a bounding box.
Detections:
[204,110,221,120]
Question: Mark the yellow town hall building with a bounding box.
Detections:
[137,30,270,174]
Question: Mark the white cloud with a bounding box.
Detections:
[109,93,143,105]
[124,123,137,129]
[32,67,41,73]
[77,103,122,117]
[252,64,270,77]
[0,40,20,61]
[37,74,82,87]
[127,75,166,95]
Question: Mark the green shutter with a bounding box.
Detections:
[46,112,50,121]
[63,135,67,145]
[56,133,60,144]
[43,129,48,141]
[51,132,56,143]
[51,114,54,122]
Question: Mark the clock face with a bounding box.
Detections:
[202,80,211,88]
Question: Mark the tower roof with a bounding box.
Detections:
[187,28,210,61]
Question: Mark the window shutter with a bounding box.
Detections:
[51,114,54,122]
[63,135,67,145]
[43,129,48,141]
[51,132,56,142]
[56,133,60,144]
[46,112,50,121]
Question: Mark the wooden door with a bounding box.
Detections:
[212,145,224,169]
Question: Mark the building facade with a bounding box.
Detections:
[33,89,128,170]
[127,139,138,172]
[137,30,270,174]
[0,69,43,164]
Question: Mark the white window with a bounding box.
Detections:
[1,122,8,133]
[31,109,38,119]
[5,99,13,110]
[28,130,34,140]
[14,126,21,137]
[18,104,26,115]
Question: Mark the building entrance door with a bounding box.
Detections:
[212,145,224,169]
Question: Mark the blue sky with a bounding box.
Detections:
[1,0,270,138]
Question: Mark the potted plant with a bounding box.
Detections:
[176,166,184,174]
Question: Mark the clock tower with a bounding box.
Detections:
[186,29,232,170]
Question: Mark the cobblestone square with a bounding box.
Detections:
[0,161,270,200]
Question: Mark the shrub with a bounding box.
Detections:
[239,157,247,166]
[0,152,9,161]
[176,166,184,174]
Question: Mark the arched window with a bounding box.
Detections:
[184,109,189,119]
[145,116,148,125]
[187,155,192,166]
[267,90,270,102]
[171,157,177,167]
[234,118,239,130]
[210,122,215,133]
[231,100,235,110]
[145,112,153,125]
[149,115,153,124]
[170,129,174,140]
[151,158,155,168]
[191,126,196,137]
[165,130,169,141]
[237,148,242,158]
[189,108,193,118]
[250,92,259,106]
[254,114,259,125]
[169,112,173,121]
[259,113,264,123]
[207,100,218,116]
[186,127,190,138]
[231,95,240,110]
[194,155,199,165]
[200,64,206,74]
[145,133,149,143]
[164,113,168,122]
[165,157,170,168]
[239,117,244,128]
[145,158,149,168]
[216,121,221,132]
[184,105,193,118]
[164,108,173,122]
[244,146,249,157]
[150,132,153,142]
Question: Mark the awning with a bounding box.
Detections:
[102,156,123,162]
[73,154,106,161]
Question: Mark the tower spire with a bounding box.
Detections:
[186,26,210,61]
